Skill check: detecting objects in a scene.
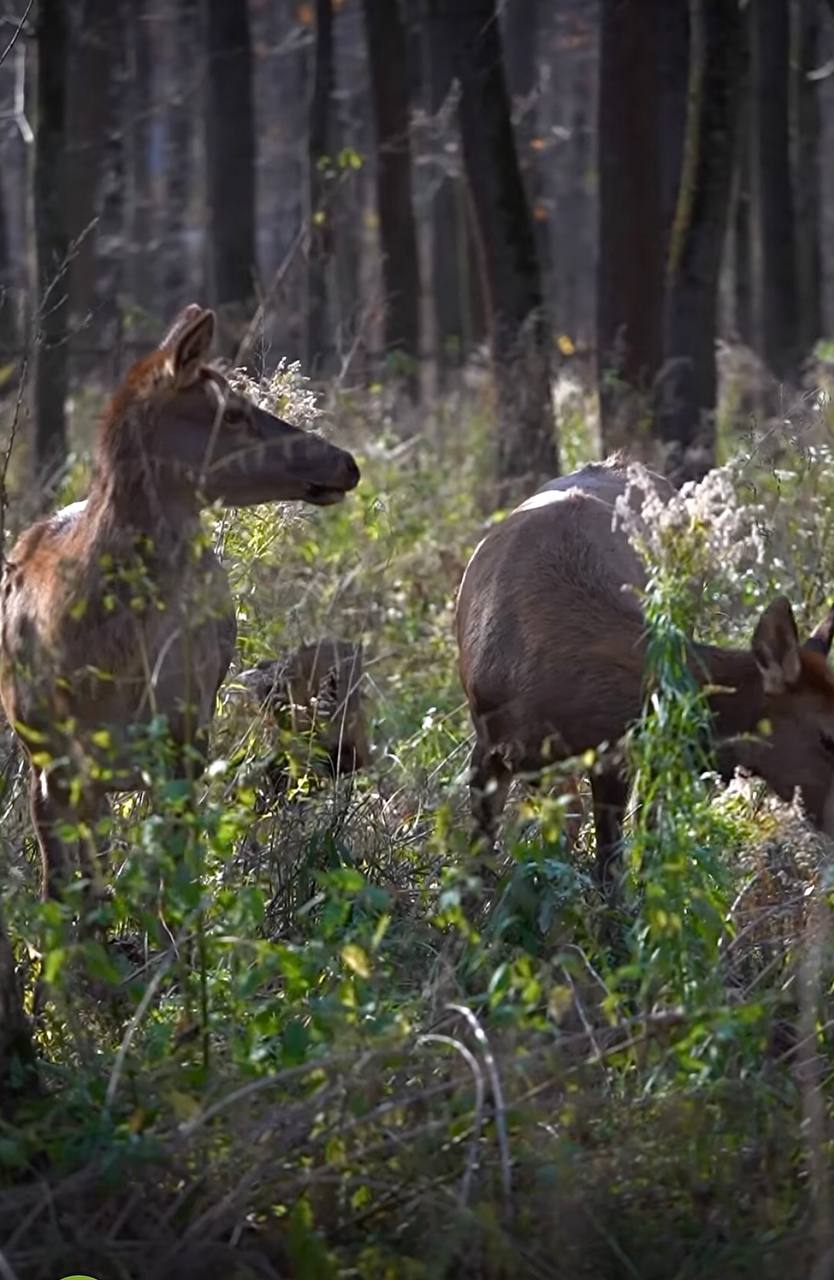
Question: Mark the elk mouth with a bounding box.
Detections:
[304,482,349,505]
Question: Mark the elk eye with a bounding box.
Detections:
[224,406,247,426]
[821,731,834,758]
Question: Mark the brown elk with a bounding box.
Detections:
[456,456,834,893]
[0,304,360,901]
[232,638,369,786]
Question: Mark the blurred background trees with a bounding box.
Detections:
[2,0,834,497]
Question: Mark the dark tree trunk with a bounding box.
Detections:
[162,0,198,317]
[95,0,127,379]
[0,170,16,362]
[502,0,551,297]
[33,0,69,480]
[0,910,36,1112]
[362,0,421,393]
[438,0,556,502]
[596,0,688,453]
[205,0,257,346]
[420,0,466,378]
[751,0,800,380]
[307,0,335,374]
[128,4,155,321]
[732,77,753,345]
[795,0,822,358]
[655,0,747,482]
[66,0,109,374]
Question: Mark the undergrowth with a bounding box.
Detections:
[0,360,833,1279]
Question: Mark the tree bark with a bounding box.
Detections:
[307,0,335,374]
[128,2,155,320]
[731,76,753,346]
[205,0,257,347]
[421,0,466,379]
[438,0,556,503]
[33,0,69,481]
[751,0,800,380]
[795,0,822,358]
[0,164,16,364]
[0,910,36,1112]
[362,0,421,394]
[596,0,689,453]
[162,0,198,317]
[655,0,747,482]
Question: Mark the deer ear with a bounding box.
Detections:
[804,603,834,658]
[172,308,215,387]
[752,596,802,693]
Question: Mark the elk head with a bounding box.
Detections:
[725,596,834,834]
[107,305,360,510]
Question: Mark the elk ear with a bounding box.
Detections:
[172,308,215,388]
[804,603,834,658]
[752,596,802,693]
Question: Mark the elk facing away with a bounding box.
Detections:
[0,305,360,900]
[456,457,834,893]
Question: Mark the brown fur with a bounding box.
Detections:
[0,305,360,900]
[455,456,834,893]
[233,638,369,783]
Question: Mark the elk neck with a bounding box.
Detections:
[691,641,765,739]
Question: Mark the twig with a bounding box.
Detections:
[417,1032,486,1208]
[234,226,305,369]
[0,0,33,71]
[447,1002,513,1216]
[104,951,176,1110]
[0,1248,21,1280]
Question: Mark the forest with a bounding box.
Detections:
[2,0,834,1276]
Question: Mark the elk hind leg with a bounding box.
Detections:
[469,742,513,854]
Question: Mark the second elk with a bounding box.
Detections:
[0,305,360,902]
[455,456,834,895]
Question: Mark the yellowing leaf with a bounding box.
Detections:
[341,943,371,979]
[91,729,112,750]
[557,333,576,356]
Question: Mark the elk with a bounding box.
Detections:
[0,304,360,901]
[232,637,369,788]
[455,456,834,893]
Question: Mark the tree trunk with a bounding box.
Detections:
[751,0,800,381]
[655,0,747,482]
[33,0,69,481]
[421,0,465,380]
[307,0,335,374]
[731,76,753,345]
[128,2,155,321]
[94,0,127,380]
[66,0,110,371]
[362,0,421,395]
[795,0,822,358]
[438,0,556,503]
[0,167,16,364]
[0,910,36,1112]
[205,0,257,350]
[162,0,198,318]
[597,0,689,453]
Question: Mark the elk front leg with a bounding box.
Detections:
[590,768,629,899]
[29,768,106,909]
